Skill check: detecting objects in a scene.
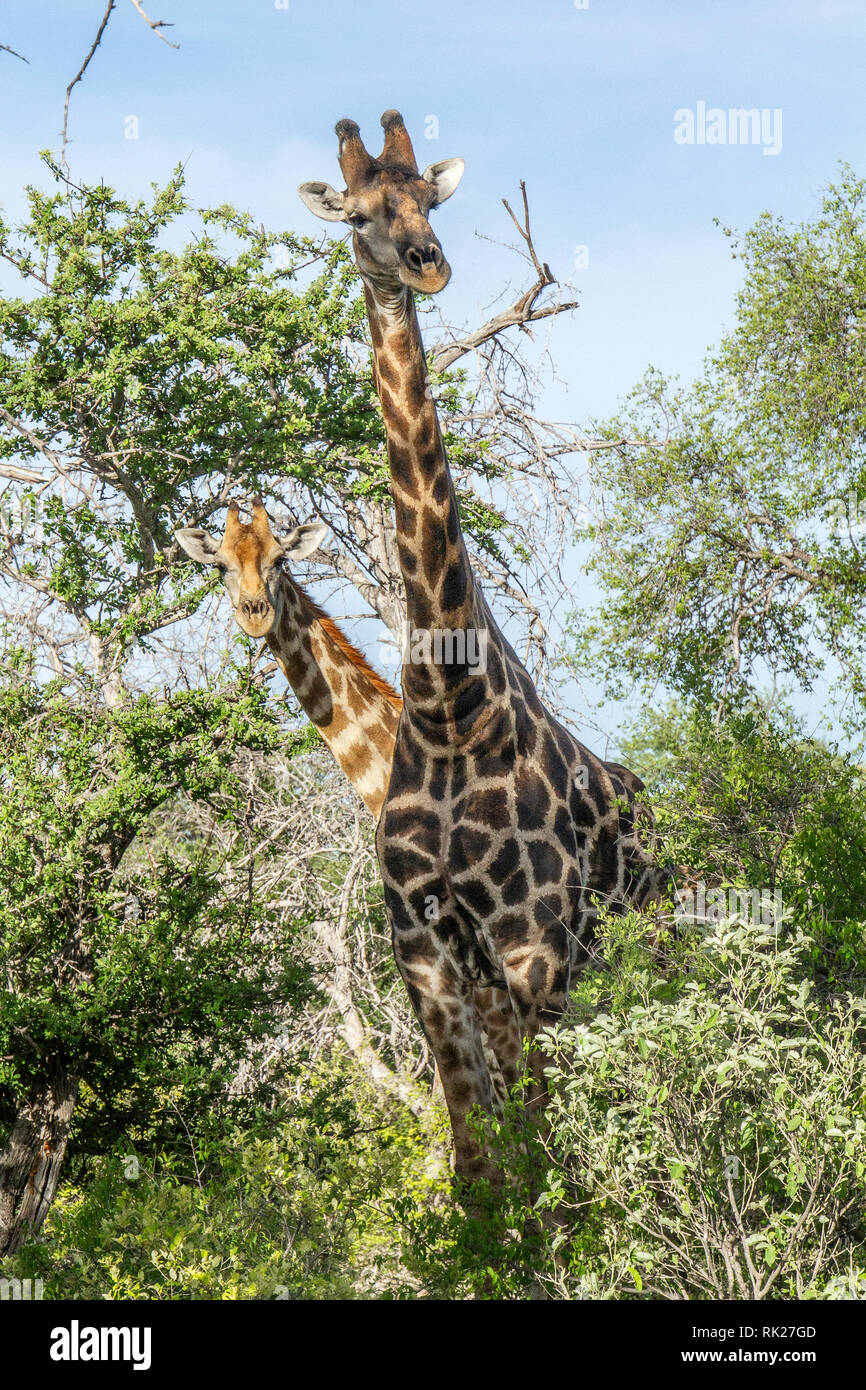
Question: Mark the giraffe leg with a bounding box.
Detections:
[473,984,524,1113]
[430,985,520,1116]
[419,979,498,1186]
[388,923,499,1186]
[491,946,575,1297]
[498,943,570,1131]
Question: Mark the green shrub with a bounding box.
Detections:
[530,912,866,1299]
[6,1058,450,1300]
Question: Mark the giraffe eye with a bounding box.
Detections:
[349,213,369,229]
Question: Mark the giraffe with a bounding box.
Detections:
[172,496,543,1100]
[175,498,662,1114]
[299,112,673,1185]
[174,498,400,819]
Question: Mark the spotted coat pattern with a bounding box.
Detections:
[301,114,673,1181]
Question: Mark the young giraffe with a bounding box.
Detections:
[300,113,671,1184]
[174,498,401,819]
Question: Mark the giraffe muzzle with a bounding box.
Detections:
[238,595,274,635]
[398,240,451,293]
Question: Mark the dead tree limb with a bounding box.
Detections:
[128,0,179,48]
[61,1,117,167]
[61,0,178,166]
[0,463,43,483]
[430,182,578,373]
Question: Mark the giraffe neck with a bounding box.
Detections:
[266,574,400,818]
[364,279,500,733]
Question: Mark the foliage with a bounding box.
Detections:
[3,145,865,1300]
[531,912,866,1300]
[0,160,368,672]
[542,172,866,1301]
[0,666,313,1152]
[619,697,866,994]
[9,908,864,1302]
[6,1058,448,1300]
[568,165,866,724]
[0,159,541,695]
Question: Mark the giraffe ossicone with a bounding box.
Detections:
[301,113,674,1188]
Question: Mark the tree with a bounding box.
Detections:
[537,169,866,1301]
[0,665,316,1255]
[0,161,583,701]
[536,911,866,1300]
[568,166,866,729]
[0,155,583,1251]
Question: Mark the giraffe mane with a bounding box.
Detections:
[294,581,403,712]
[317,613,403,711]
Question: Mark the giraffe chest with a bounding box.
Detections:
[377,708,626,980]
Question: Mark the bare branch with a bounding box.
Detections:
[431,299,579,375]
[61,1,117,168]
[60,0,179,166]
[0,407,69,476]
[128,0,179,48]
[0,463,43,484]
[430,182,578,373]
[503,181,548,278]
[1,43,29,63]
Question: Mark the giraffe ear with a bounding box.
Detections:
[174,527,224,566]
[298,181,347,222]
[280,521,328,561]
[421,158,465,206]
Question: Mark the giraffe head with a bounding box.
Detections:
[175,499,327,639]
[298,110,464,293]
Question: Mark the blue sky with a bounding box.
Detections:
[1,0,862,744]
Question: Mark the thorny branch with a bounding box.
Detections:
[430,181,579,374]
[61,2,117,169]
[127,0,179,47]
[60,0,178,167]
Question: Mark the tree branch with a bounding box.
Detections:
[128,0,179,48]
[61,0,179,167]
[61,1,117,168]
[0,463,43,484]
[430,182,578,373]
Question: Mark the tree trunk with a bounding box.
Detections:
[0,1069,78,1257]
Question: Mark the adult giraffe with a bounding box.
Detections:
[175,496,529,1096]
[299,112,672,1186]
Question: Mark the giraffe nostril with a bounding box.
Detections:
[242,597,269,621]
[401,243,443,276]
